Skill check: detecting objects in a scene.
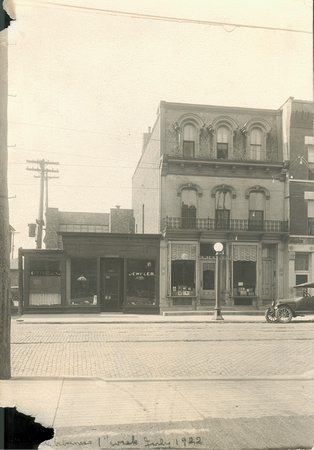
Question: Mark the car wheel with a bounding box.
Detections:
[265,307,277,323]
[275,305,293,323]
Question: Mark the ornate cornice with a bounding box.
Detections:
[211,184,237,199]
[177,183,203,197]
[245,185,270,200]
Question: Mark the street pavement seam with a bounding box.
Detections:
[52,377,65,428]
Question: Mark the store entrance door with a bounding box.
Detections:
[200,260,215,299]
[101,258,123,312]
[261,259,273,301]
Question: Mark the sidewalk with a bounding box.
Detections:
[12,311,314,324]
[1,375,314,449]
[6,312,314,449]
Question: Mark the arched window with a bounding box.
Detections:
[242,118,271,161]
[248,191,265,230]
[183,124,196,157]
[211,117,237,160]
[217,126,229,159]
[181,189,197,229]
[250,127,263,160]
[215,189,231,230]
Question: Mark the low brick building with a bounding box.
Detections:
[44,206,135,249]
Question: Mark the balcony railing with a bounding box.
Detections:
[164,217,289,232]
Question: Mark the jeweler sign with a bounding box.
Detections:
[30,270,61,276]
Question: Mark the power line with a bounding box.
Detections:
[8,120,140,138]
[10,182,157,190]
[9,161,159,169]
[23,1,312,34]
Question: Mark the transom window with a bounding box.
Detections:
[183,124,196,157]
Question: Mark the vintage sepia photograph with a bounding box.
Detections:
[0,0,313,448]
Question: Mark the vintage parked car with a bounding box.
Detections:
[265,281,314,323]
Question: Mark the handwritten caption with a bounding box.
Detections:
[99,435,203,448]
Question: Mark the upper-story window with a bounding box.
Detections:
[307,198,314,234]
[248,191,265,231]
[183,124,196,157]
[175,113,203,158]
[211,117,237,160]
[295,253,309,271]
[181,188,197,229]
[250,127,263,160]
[241,118,271,161]
[307,144,314,180]
[215,189,231,230]
[217,126,229,159]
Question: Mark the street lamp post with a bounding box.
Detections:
[213,242,224,321]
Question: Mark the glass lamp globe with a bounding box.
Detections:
[214,242,223,252]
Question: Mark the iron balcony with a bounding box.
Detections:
[163,217,289,232]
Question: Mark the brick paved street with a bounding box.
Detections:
[11,321,314,378]
[3,320,314,449]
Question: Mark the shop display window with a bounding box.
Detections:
[171,260,195,296]
[70,259,97,306]
[29,259,61,306]
[232,261,256,296]
[126,260,156,306]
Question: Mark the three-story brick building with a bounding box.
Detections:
[133,101,291,312]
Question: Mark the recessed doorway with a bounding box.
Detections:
[101,258,123,312]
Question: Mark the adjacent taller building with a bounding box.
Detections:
[280,98,314,293]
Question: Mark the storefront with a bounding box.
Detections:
[159,236,286,311]
[19,233,160,314]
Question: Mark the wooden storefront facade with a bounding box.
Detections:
[19,233,161,314]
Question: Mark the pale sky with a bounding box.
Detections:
[5,0,313,253]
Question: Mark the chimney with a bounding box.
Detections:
[142,127,152,153]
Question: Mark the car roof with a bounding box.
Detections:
[293,281,314,288]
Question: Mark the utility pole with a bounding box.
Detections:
[27,160,59,249]
[0,2,11,379]
[34,171,59,214]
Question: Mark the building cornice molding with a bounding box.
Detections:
[160,100,279,115]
